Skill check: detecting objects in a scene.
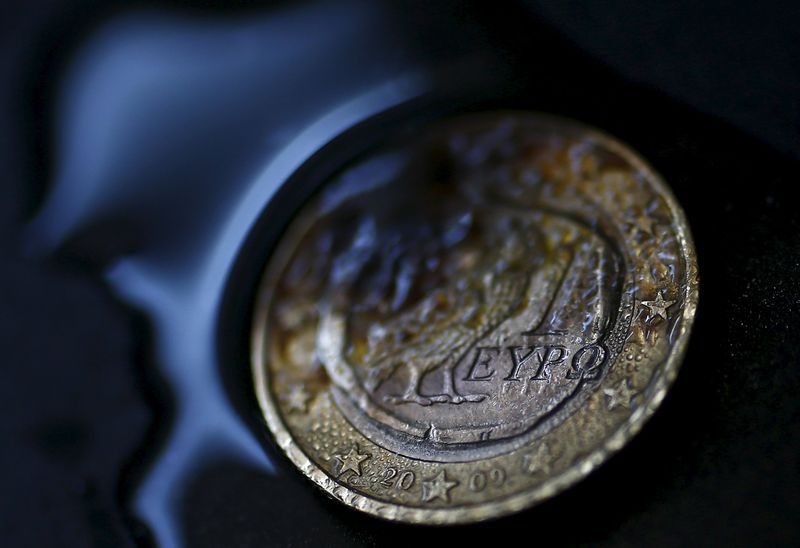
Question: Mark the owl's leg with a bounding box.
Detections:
[364,356,399,393]
[384,364,436,406]
[436,362,487,404]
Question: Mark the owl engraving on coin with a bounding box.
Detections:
[252,112,698,523]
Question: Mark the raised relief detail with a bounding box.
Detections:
[272,117,644,459]
[283,384,311,414]
[640,291,675,323]
[313,205,627,453]
[522,443,560,475]
[335,446,370,477]
[603,379,637,411]
[421,470,459,503]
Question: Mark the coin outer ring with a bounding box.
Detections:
[251,111,699,524]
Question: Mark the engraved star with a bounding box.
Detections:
[421,470,458,503]
[603,379,636,410]
[640,291,675,323]
[522,442,561,475]
[284,384,311,413]
[335,446,370,477]
[637,215,657,235]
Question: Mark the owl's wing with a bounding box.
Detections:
[366,288,482,365]
[416,273,531,366]
[481,272,530,331]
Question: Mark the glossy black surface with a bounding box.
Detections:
[1,1,799,546]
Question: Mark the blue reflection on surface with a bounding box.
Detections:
[26,1,428,545]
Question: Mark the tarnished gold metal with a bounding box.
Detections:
[252,112,699,523]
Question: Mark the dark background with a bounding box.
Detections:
[1,1,799,547]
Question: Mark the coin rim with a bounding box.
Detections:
[251,111,699,524]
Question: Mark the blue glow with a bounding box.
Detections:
[25,2,428,546]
